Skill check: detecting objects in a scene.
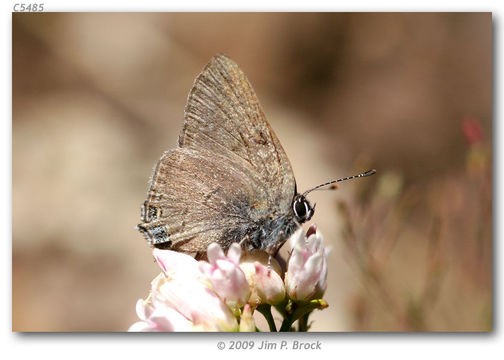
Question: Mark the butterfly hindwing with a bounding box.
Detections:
[138,147,289,253]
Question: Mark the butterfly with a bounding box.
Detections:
[137,54,375,258]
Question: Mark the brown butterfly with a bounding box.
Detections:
[137,54,375,258]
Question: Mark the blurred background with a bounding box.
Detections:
[12,12,492,331]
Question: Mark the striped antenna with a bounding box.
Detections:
[302,169,376,197]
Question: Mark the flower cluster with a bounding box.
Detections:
[129,225,329,332]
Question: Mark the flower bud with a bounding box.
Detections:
[239,304,256,332]
[199,243,250,308]
[239,250,285,306]
[254,262,286,305]
[285,226,329,301]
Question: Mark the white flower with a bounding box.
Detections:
[128,275,193,332]
[239,250,286,306]
[285,225,329,301]
[129,249,238,332]
[199,243,250,308]
[130,225,330,332]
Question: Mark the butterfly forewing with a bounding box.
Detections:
[180,55,296,208]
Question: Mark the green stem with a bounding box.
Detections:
[273,297,289,319]
[257,304,277,332]
[298,313,310,332]
[280,299,328,332]
[279,317,294,332]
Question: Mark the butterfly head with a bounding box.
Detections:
[292,194,315,224]
[293,169,377,224]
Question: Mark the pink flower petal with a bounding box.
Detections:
[199,261,213,277]
[285,226,328,301]
[227,243,242,265]
[129,297,193,332]
[200,243,250,307]
[157,275,238,331]
[135,299,151,321]
[128,321,157,332]
[207,243,225,263]
[254,262,285,305]
[149,306,193,331]
[153,248,199,279]
[289,228,305,249]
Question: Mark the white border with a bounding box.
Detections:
[2,1,502,359]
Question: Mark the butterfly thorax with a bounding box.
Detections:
[220,212,299,255]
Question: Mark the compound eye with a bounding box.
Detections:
[294,198,311,221]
